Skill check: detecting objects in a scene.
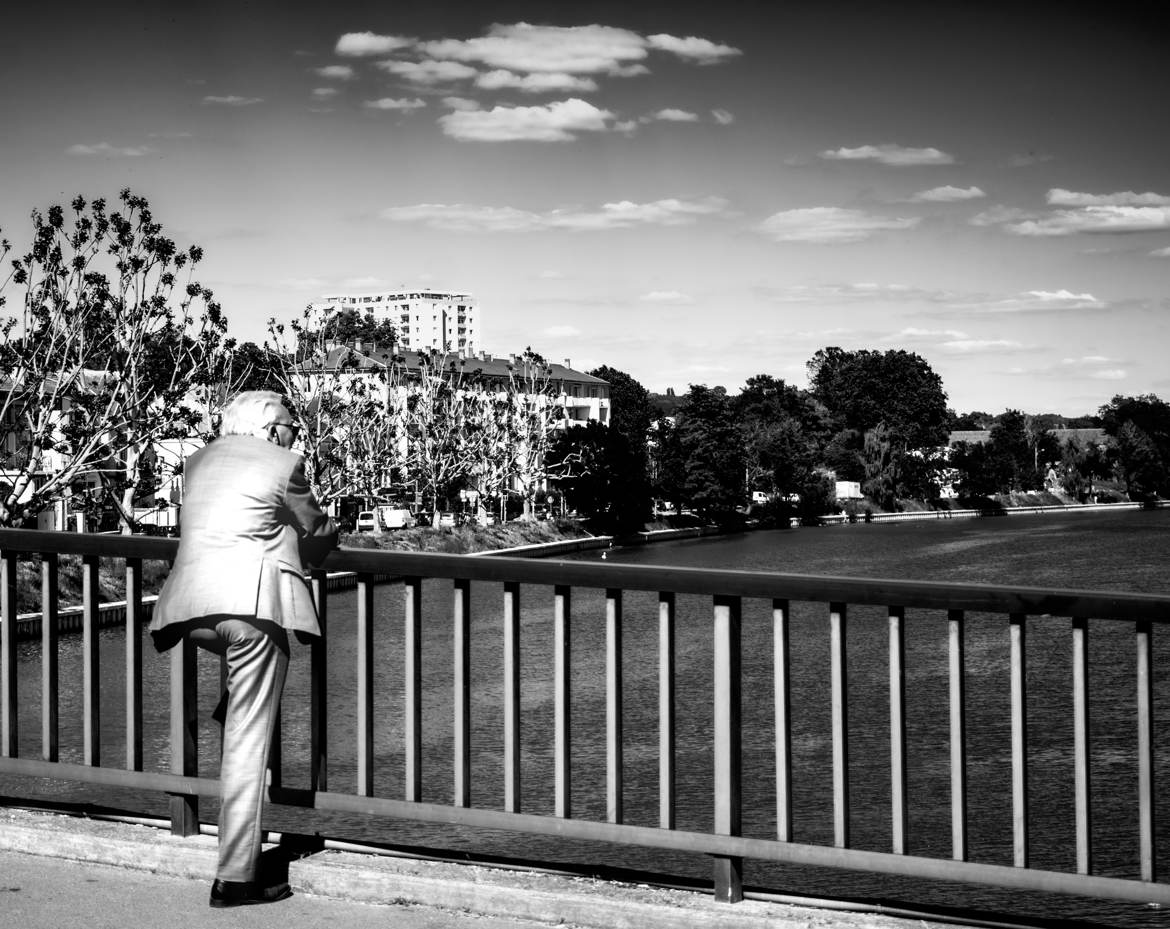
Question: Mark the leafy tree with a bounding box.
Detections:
[675,385,743,520]
[0,190,228,530]
[949,410,995,431]
[649,415,686,512]
[301,307,398,351]
[987,410,1035,491]
[733,375,828,499]
[807,347,949,450]
[1099,394,1170,498]
[1060,436,1111,501]
[548,420,648,534]
[588,364,653,522]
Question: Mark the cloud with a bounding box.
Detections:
[820,144,955,166]
[311,87,340,100]
[1007,206,1170,236]
[475,70,599,93]
[438,98,613,142]
[443,96,480,112]
[712,109,735,125]
[67,142,154,157]
[645,33,742,64]
[912,185,986,202]
[419,22,739,75]
[1047,188,1170,207]
[202,95,263,106]
[336,32,414,57]
[1008,152,1054,167]
[970,205,1033,227]
[1091,369,1128,380]
[279,277,329,290]
[940,338,1024,353]
[639,290,694,304]
[892,326,970,340]
[381,196,728,232]
[315,65,355,80]
[771,282,949,303]
[758,208,920,243]
[960,289,1107,313]
[364,97,427,111]
[341,276,389,289]
[1061,355,1115,366]
[652,108,699,122]
[423,23,650,74]
[1152,246,1170,257]
[537,270,565,280]
[377,59,478,85]
[543,325,582,337]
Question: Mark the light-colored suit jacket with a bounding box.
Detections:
[149,434,337,650]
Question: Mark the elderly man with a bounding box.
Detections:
[150,391,337,908]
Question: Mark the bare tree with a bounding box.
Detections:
[0,191,229,530]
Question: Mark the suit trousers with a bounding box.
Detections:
[207,618,289,883]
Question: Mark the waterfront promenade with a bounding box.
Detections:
[0,806,972,929]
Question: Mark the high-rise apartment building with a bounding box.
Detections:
[313,289,480,355]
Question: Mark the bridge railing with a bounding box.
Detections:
[1,527,1168,907]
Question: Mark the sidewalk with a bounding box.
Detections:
[0,806,973,929]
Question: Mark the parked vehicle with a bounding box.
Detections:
[438,511,458,528]
[355,511,377,532]
[376,506,413,529]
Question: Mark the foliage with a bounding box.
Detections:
[732,374,827,500]
[674,385,743,521]
[807,346,949,450]
[0,190,228,529]
[1098,394,1170,498]
[548,420,649,534]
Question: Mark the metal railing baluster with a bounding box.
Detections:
[890,606,908,854]
[773,598,791,842]
[1009,613,1028,868]
[606,588,623,825]
[830,602,849,849]
[169,638,199,835]
[453,578,471,807]
[554,585,571,818]
[948,608,968,861]
[41,553,58,762]
[503,581,521,813]
[659,592,676,831]
[125,557,143,771]
[82,555,100,767]
[1,550,16,758]
[311,569,329,792]
[356,574,374,796]
[1137,619,1156,882]
[713,594,743,902]
[1072,616,1091,874]
[405,576,422,802]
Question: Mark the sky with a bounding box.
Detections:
[1,1,1168,416]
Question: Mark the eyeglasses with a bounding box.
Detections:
[267,421,301,440]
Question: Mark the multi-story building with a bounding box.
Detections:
[312,289,480,355]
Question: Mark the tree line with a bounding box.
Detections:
[2,191,1167,534]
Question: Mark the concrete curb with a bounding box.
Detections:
[0,808,956,929]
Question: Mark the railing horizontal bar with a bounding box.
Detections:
[2,752,1168,907]
[2,528,1168,621]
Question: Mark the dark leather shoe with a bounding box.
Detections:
[209,879,293,908]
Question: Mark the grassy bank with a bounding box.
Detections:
[340,518,592,555]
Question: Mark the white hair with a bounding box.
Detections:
[220,391,289,437]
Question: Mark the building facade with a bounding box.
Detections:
[313,289,480,355]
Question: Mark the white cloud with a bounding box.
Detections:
[941,338,1024,353]
[1047,188,1170,207]
[1152,246,1170,257]
[543,324,581,337]
[336,32,414,57]
[646,33,742,64]
[820,144,955,166]
[364,97,427,111]
[202,95,263,106]
[443,96,480,112]
[961,289,1106,313]
[311,87,340,100]
[1061,355,1114,365]
[912,185,986,202]
[712,109,735,125]
[315,65,355,80]
[1007,206,1170,236]
[381,197,728,232]
[639,290,694,304]
[475,69,599,93]
[893,326,970,340]
[423,23,650,74]
[759,207,920,243]
[773,282,947,302]
[970,205,1033,227]
[420,22,739,75]
[1091,369,1128,380]
[377,59,478,85]
[438,98,613,142]
[67,142,154,157]
[341,276,389,289]
[1009,152,1054,167]
[652,108,699,122]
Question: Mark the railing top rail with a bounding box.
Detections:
[2,527,1167,622]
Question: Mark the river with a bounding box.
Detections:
[4,507,1169,927]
